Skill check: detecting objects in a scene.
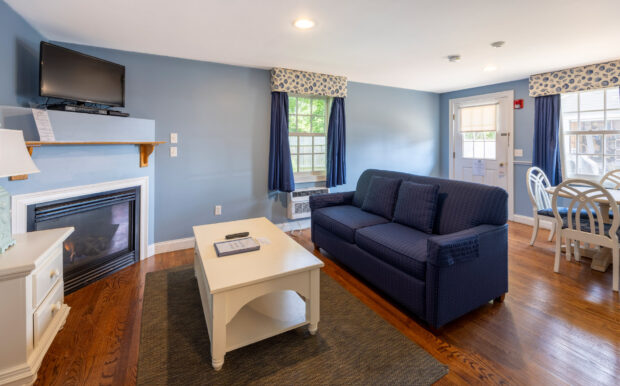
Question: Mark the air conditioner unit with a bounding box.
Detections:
[287,187,329,220]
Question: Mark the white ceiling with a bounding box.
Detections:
[7,0,620,93]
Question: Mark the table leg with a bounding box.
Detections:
[211,293,226,370]
[600,203,611,224]
[590,247,612,272]
[306,269,320,335]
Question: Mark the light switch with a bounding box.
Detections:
[170,133,178,143]
[514,149,523,157]
[170,146,178,157]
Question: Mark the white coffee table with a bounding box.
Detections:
[193,217,324,370]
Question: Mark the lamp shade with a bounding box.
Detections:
[0,129,40,178]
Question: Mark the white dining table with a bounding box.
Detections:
[545,185,618,272]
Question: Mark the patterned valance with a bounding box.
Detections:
[529,59,620,97]
[270,68,347,98]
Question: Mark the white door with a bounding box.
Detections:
[450,91,514,215]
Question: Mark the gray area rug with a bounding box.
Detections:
[137,265,448,385]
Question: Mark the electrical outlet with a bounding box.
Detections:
[170,147,178,157]
[215,205,222,216]
[514,149,523,157]
[170,133,178,144]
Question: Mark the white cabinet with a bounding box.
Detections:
[0,228,73,385]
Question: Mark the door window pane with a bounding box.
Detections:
[463,141,474,158]
[473,142,484,159]
[484,142,496,159]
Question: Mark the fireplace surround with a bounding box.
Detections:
[11,177,150,291]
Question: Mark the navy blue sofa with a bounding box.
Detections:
[310,169,508,328]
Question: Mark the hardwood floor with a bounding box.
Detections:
[36,222,619,385]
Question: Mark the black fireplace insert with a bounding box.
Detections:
[27,187,140,294]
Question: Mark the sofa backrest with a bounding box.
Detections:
[353,169,508,235]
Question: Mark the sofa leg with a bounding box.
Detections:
[313,243,320,252]
[494,294,506,303]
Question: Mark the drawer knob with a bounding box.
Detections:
[50,269,60,279]
[51,302,62,315]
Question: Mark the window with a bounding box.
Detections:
[459,104,497,160]
[561,87,620,179]
[288,95,329,181]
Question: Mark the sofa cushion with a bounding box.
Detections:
[361,176,402,219]
[353,169,507,235]
[355,222,431,281]
[537,207,606,219]
[393,181,439,234]
[313,205,390,243]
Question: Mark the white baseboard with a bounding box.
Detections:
[151,237,195,256]
[147,220,312,257]
[511,214,553,230]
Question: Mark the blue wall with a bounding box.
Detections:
[0,3,442,243]
[53,42,441,242]
[0,0,44,106]
[439,79,535,216]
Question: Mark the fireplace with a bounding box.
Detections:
[27,187,140,294]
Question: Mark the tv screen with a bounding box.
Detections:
[39,42,125,107]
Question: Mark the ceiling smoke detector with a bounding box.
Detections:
[490,41,505,48]
[447,55,461,63]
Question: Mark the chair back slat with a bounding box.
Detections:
[527,167,552,211]
[600,169,620,189]
[552,179,620,241]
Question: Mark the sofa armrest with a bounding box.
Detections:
[309,191,355,211]
[427,224,500,267]
[425,224,508,328]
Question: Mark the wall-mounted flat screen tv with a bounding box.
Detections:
[39,42,125,107]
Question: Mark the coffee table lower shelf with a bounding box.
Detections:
[226,291,308,351]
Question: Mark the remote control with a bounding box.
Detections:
[225,232,249,240]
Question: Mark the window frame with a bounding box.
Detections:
[560,87,620,181]
[288,94,330,182]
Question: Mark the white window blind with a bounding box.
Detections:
[459,104,498,132]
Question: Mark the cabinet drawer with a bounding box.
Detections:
[33,280,64,346]
[33,245,63,308]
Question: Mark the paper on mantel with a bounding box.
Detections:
[32,108,55,141]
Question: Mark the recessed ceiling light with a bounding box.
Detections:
[484,65,498,72]
[490,41,505,48]
[447,55,461,63]
[293,18,315,29]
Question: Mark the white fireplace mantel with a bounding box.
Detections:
[11,177,150,260]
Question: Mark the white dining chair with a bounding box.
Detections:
[552,179,619,292]
[600,169,620,189]
[527,166,557,245]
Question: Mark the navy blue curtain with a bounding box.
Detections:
[326,97,346,188]
[533,94,562,185]
[268,92,295,192]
